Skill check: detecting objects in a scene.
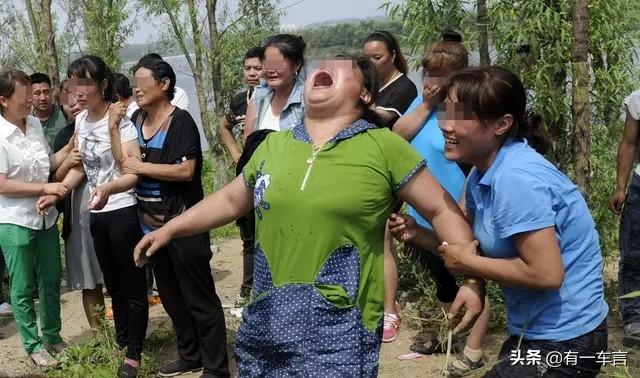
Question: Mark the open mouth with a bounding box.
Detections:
[313,70,333,88]
[445,138,459,145]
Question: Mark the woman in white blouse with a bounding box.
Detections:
[0,70,72,367]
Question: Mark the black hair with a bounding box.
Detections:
[442,66,551,154]
[442,29,463,42]
[131,57,177,101]
[363,30,409,74]
[112,73,133,101]
[236,129,275,176]
[0,70,31,115]
[244,46,264,62]
[67,55,115,102]
[263,34,306,73]
[138,53,163,64]
[30,72,52,87]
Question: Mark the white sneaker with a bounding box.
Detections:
[0,302,13,316]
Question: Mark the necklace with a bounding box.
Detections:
[301,141,329,191]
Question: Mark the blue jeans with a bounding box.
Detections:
[619,173,640,326]
[484,320,608,377]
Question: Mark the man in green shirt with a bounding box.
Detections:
[30,73,67,149]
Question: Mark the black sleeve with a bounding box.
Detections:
[377,77,418,128]
[226,92,247,123]
[53,124,75,153]
[166,109,201,164]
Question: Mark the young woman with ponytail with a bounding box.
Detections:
[390,66,608,377]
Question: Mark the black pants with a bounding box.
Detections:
[151,232,229,377]
[237,212,255,297]
[484,320,608,377]
[90,205,148,360]
[407,243,458,303]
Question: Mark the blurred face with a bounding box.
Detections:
[438,89,499,167]
[0,81,32,121]
[132,68,170,109]
[59,90,83,121]
[263,46,297,91]
[304,58,370,116]
[363,41,395,83]
[243,57,263,87]
[68,76,106,111]
[32,82,53,112]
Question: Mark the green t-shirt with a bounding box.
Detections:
[243,119,425,332]
[38,106,68,149]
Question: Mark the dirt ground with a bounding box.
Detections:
[0,238,636,377]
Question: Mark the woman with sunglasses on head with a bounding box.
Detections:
[132,55,485,377]
[0,70,73,367]
[391,66,609,377]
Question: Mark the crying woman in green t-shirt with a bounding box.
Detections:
[133,55,482,377]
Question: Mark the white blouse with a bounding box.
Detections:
[0,114,57,230]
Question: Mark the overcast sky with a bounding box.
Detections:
[129,0,400,44]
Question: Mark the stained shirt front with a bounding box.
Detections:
[466,138,608,341]
[0,114,57,229]
[240,119,425,377]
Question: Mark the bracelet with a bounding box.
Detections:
[463,277,481,286]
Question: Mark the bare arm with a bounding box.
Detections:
[133,175,253,265]
[243,101,258,141]
[610,110,640,214]
[392,103,433,141]
[107,102,128,169]
[49,141,73,171]
[448,227,564,290]
[219,116,242,163]
[125,158,196,182]
[398,168,474,247]
[0,173,67,197]
[61,166,86,193]
[100,139,142,195]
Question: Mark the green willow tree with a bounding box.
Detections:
[385,0,640,255]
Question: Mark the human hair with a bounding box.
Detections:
[131,57,176,101]
[363,30,408,74]
[442,66,551,154]
[137,53,163,65]
[263,34,306,72]
[67,55,114,102]
[333,55,380,124]
[59,78,70,93]
[244,46,264,62]
[0,70,31,115]
[422,39,469,74]
[112,73,133,101]
[30,72,52,87]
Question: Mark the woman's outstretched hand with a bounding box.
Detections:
[388,213,418,243]
[449,280,485,334]
[134,228,172,267]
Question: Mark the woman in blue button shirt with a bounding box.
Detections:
[391,66,608,377]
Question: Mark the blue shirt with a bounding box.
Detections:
[466,139,608,341]
[253,70,306,132]
[405,96,466,230]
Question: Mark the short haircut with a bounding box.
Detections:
[130,57,176,101]
[30,72,52,87]
[244,46,265,62]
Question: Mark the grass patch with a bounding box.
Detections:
[49,316,176,378]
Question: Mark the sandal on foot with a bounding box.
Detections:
[30,349,57,368]
[444,353,484,377]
